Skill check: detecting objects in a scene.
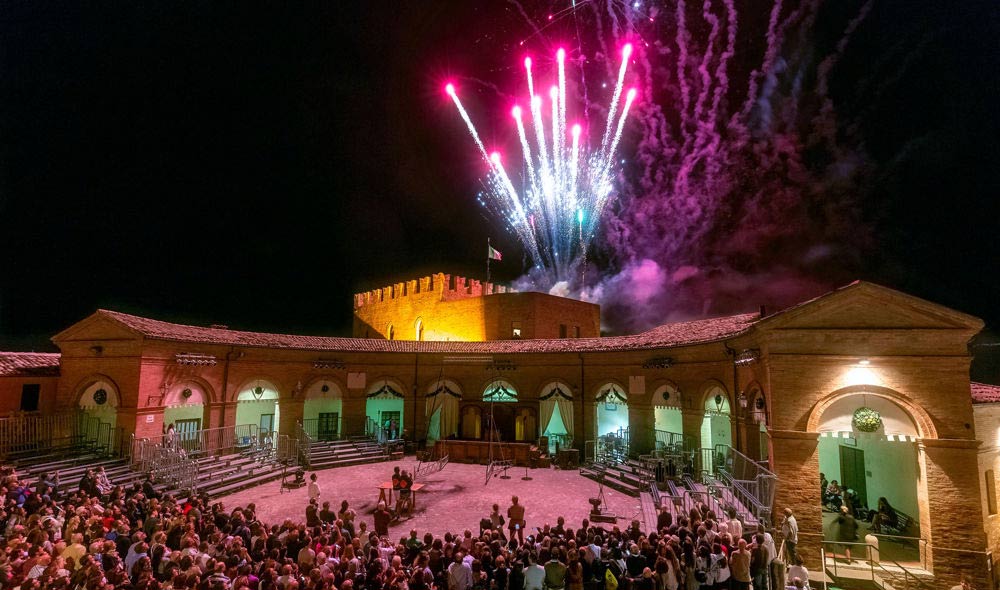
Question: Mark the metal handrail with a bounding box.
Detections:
[294,421,314,468]
[822,540,933,590]
[174,423,258,457]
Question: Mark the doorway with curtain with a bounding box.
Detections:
[425,379,462,445]
[539,382,574,454]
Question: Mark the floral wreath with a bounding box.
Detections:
[852,407,882,433]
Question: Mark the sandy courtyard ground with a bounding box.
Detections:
[215,461,648,538]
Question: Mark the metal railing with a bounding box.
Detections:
[294,421,314,468]
[274,434,296,464]
[695,444,777,518]
[174,423,258,457]
[0,411,85,458]
[300,418,340,442]
[365,417,379,438]
[822,541,934,590]
[131,438,199,493]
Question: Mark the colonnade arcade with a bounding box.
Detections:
[73,368,772,462]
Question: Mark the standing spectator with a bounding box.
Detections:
[749,534,769,590]
[524,553,546,590]
[729,539,751,590]
[308,473,321,503]
[448,552,473,590]
[507,496,526,545]
[781,508,798,565]
[372,501,391,537]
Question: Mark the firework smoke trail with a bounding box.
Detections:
[490,0,878,333]
[601,43,632,153]
[446,46,636,279]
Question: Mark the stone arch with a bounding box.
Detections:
[595,380,629,437]
[163,376,217,406]
[807,384,937,440]
[650,380,683,444]
[231,375,286,403]
[366,376,406,441]
[234,378,281,435]
[73,374,122,409]
[538,380,575,450]
[299,375,348,401]
[593,379,628,402]
[650,380,682,408]
[811,385,931,554]
[302,378,346,440]
[424,378,462,443]
[480,378,520,402]
[698,379,731,412]
[699,379,732,451]
[743,380,768,424]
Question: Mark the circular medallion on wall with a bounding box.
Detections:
[93,388,108,405]
[321,384,330,393]
[852,407,882,433]
[182,388,193,399]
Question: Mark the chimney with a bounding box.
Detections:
[210,324,229,330]
[758,305,767,318]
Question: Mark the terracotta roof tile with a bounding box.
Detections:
[972,382,1000,404]
[98,309,758,354]
[0,352,61,377]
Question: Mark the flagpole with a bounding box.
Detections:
[486,237,491,287]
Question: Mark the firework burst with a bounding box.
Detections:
[446,45,637,281]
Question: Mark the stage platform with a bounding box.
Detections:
[214,460,645,538]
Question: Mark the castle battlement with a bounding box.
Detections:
[353,272,513,309]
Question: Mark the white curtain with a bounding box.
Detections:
[426,392,460,441]
[425,395,443,442]
[440,395,458,439]
[539,399,556,436]
[556,396,574,439]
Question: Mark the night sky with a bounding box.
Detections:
[1,2,997,377]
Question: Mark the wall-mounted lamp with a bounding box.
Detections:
[858,358,871,366]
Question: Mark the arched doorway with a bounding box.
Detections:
[366,379,405,442]
[482,380,518,441]
[78,378,119,451]
[514,408,537,441]
[701,385,732,451]
[595,383,628,437]
[653,383,683,449]
[304,380,343,441]
[425,379,461,444]
[236,379,280,436]
[539,382,574,453]
[746,386,770,464]
[461,405,482,439]
[163,382,208,449]
[816,390,922,561]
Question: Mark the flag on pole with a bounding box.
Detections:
[488,245,503,261]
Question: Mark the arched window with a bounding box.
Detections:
[415,318,424,341]
[387,324,395,340]
[483,380,518,402]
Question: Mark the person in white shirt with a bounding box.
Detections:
[448,552,474,590]
[786,555,810,589]
[727,509,743,541]
[523,553,546,590]
[308,473,321,502]
[781,508,799,564]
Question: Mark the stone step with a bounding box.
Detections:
[579,466,640,497]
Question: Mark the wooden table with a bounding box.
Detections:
[377,481,425,510]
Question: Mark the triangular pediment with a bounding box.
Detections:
[759,282,983,331]
[51,311,143,344]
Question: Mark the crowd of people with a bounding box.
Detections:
[0,460,827,590]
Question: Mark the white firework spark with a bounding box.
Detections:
[446,45,636,280]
